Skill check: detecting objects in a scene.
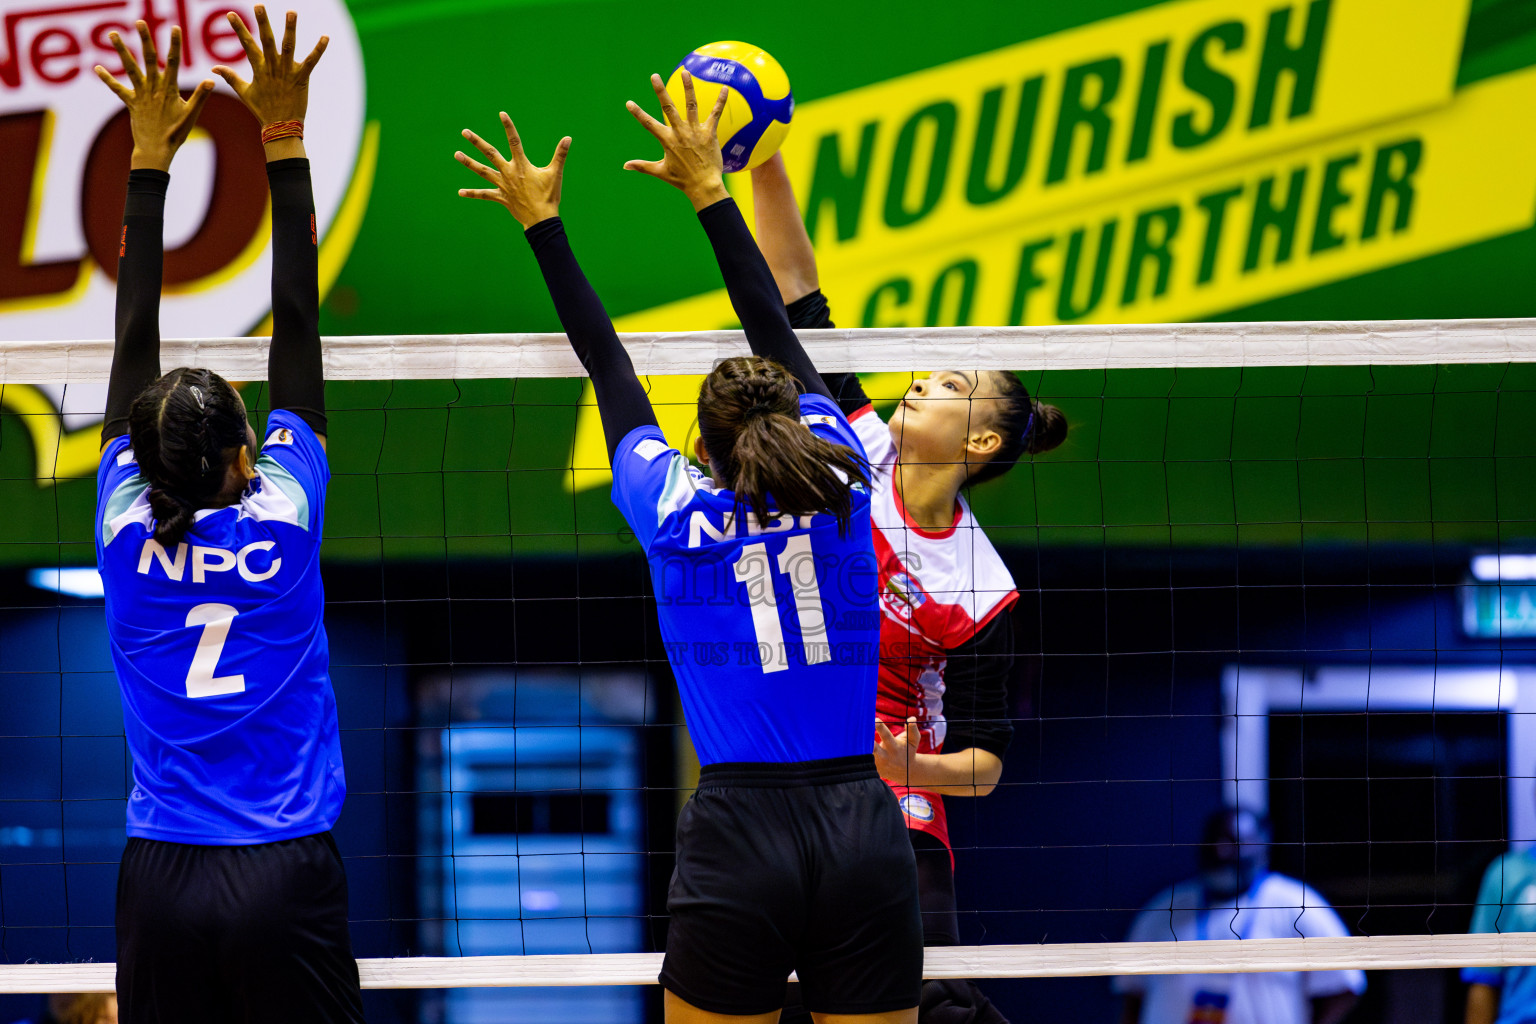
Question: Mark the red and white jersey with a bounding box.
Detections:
[850,405,1018,849]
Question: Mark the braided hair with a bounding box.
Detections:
[127,367,252,547]
[966,371,1068,486]
[697,356,869,533]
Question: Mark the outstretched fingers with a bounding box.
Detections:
[227,10,263,69]
[498,112,526,159]
[280,9,296,62]
[549,136,571,174]
[679,69,699,124]
[172,80,216,140]
[648,72,681,128]
[94,64,133,102]
[136,21,159,84]
[210,64,249,95]
[625,100,667,141]
[461,128,508,168]
[109,32,144,90]
[454,149,502,186]
[457,187,502,202]
[705,83,729,135]
[255,4,279,66]
[164,25,182,81]
[299,35,329,78]
[622,158,666,178]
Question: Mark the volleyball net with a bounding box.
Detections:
[3,320,1536,1014]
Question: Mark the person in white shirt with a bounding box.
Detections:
[1115,809,1364,1024]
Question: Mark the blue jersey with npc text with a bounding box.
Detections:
[95,410,344,844]
[611,393,878,765]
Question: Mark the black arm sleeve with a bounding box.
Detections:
[102,169,169,443]
[941,608,1016,761]
[787,289,872,418]
[266,158,327,436]
[696,198,833,402]
[525,217,657,460]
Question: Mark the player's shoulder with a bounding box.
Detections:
[261,410,325,459]
[612,426,719,537]
[798,393,867,456]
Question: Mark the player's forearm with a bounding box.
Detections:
[897,749,1004,796]
[1466,984,1499,1024]
[524,217,657,457]
[748,154,819,305]
[103,168,169,443]
[696,197,832,400]
[266,158,327,438]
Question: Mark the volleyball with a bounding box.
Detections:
[666,41,794,173]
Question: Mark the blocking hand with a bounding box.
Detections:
[94,22,215,172]
[455,113,571,230]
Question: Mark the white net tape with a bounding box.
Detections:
[3,319,1536,382]
[5,935,1536,993]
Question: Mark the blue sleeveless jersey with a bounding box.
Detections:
[611,393,878,765]
[95,410,344,844]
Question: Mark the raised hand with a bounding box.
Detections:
[455,113,571,229]
[212,6,328,129]
[94,23,215,172]
[623,70,731,211]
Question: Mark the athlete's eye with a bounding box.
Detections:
[943,381,958,391]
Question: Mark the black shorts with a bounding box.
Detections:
[912,829,960,946]
[660,754,924,1016]
[116,831,365,1024]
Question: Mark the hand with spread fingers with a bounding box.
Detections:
[93,22,215,172]
[455,113,572,229]
[623,70,732,211]
[212,6,328,134]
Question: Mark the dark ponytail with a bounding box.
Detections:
[967,370,1068,486]
[127,367,251,548]
[698,356,870,532]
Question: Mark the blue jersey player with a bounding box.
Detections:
[455,71,923,1024]
[93,11,364,1023]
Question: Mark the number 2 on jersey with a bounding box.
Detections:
[732,535,831,675]
[185,603,247,698]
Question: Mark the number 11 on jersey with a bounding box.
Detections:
[732,535,832,675]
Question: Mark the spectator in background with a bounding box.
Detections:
[1115,808,1364,1024]
[1464,827,1536,1024]
[6,994,117,1024]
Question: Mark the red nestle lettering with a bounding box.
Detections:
[1,1,121,89]
[29,26,81,83]
[200,4,242,63]
[2,0,249,90]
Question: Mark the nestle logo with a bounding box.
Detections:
[1,0,253,91]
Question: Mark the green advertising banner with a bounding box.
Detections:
[3,0,1536,565]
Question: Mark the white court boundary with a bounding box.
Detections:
[5,934,1536,992]
[3,320,1536,383]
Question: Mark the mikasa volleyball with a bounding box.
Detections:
[666,41,793,173]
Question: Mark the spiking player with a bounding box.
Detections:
[748,151,1069,1024]
[93,10,364,1022]
[455,71,923,1024]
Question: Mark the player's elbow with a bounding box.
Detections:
[970,751,1005,796]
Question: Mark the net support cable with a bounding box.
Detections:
[4,319,1536,382]
[4,934,1536,993]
